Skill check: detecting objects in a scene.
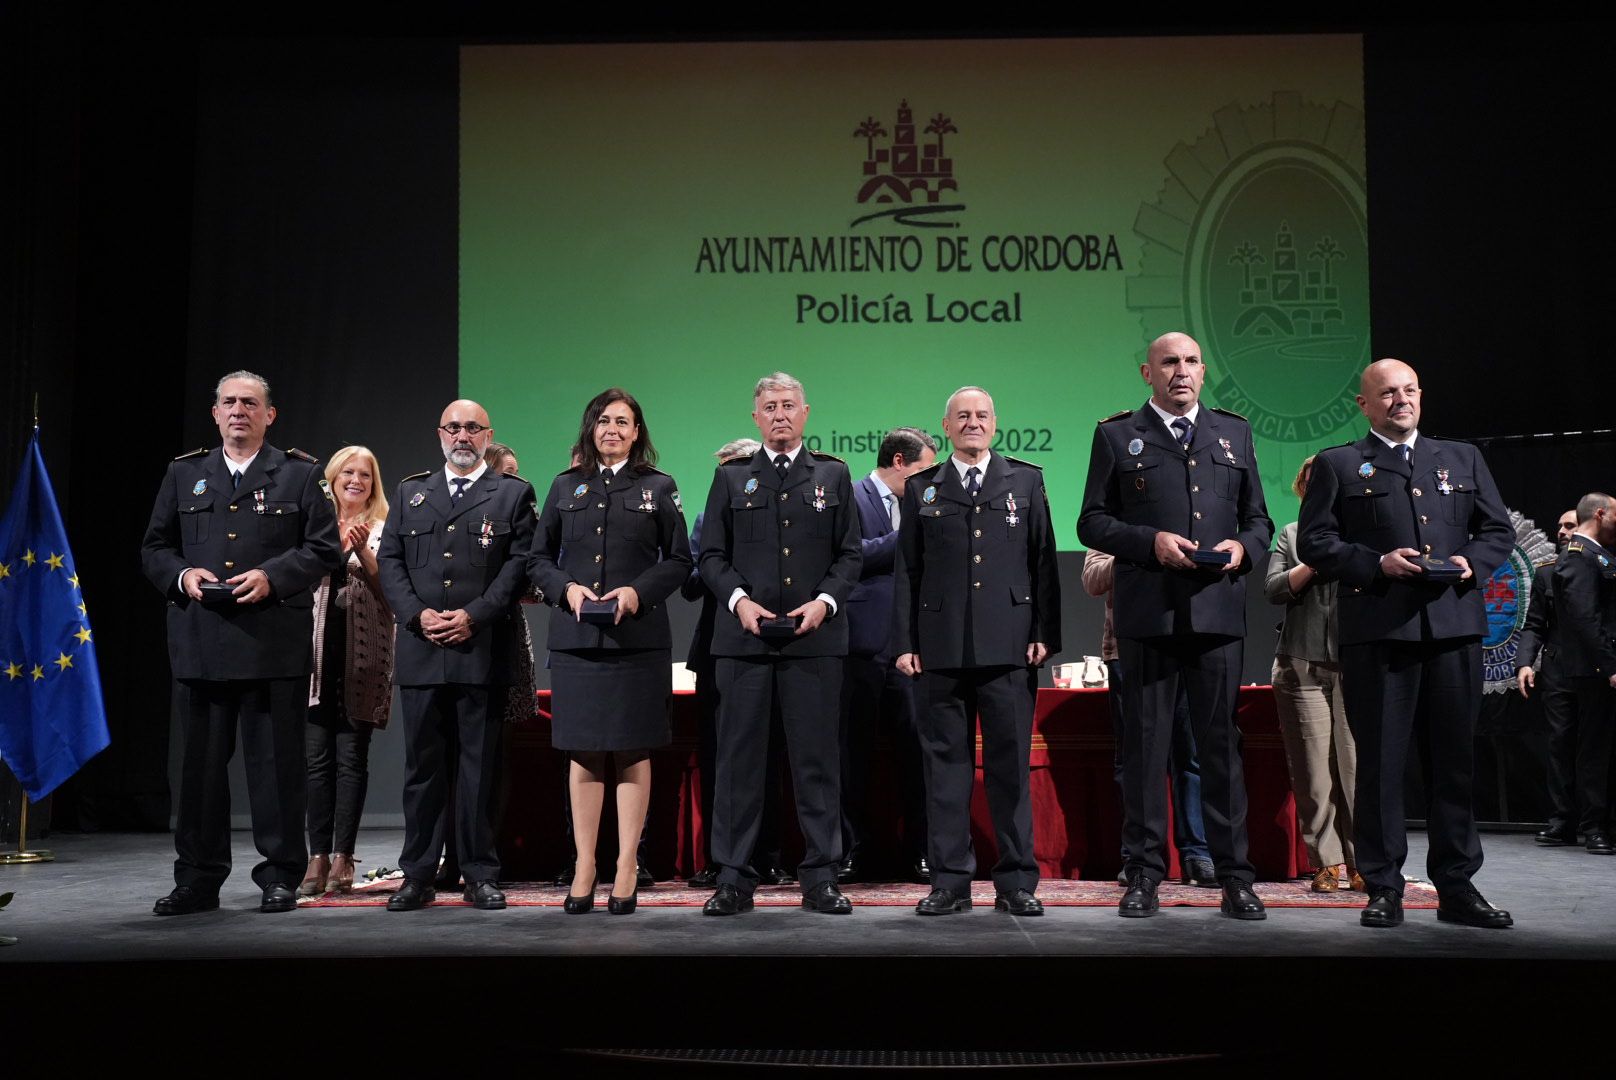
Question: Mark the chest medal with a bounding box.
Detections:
[1005,491,1020,528]
[639,488,656,512]
[1436,467,1454,495]
[812,484,826,512]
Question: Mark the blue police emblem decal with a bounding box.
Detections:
[573,483,589,499]
[743,478,759,495]
[1481,511,1557,693]
[1127,438,1144,457]
[409,492,425,507]
[192,479,207,495]
[922,485,937,505]
[1358,462,1375,479]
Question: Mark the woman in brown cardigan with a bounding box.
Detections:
[299,446,396,896]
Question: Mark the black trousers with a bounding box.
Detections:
[1340,638,1484,895]
[840,654,928,864]
[398,684,504,885]
[712,655,843,893]
[1540,662,1615,835]
[173,678,307,893]
[304,701,375,856]
[918,664,1038,896]
[1117,634,1252,885]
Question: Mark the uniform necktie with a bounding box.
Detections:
[1397,443,1411,465]
[601,468,613,486]
[231,470,242,490]
[450,476,469,500]
[1171,416,1194,452]
[775,454,790,482]
[885,493,899,530]
[966,466,981,500]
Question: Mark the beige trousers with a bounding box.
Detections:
[1271,654,1357,869]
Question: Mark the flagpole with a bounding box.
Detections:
[0,795,53,865]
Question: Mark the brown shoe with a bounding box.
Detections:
[1311,865,1341,893]
[298,854,331,897]
[328,853,356,894]
[1346,867,1366,892]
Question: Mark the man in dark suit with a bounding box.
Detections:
[1528,495,1616,854]
[894,387,1060,916]
[1517,509,1605,849]
[376,399,536,912]
[1299,358,1515,928]
[697,372,862,915]
[839,426,937,884]
[141,370,341,915]
[1077,332,1273,920]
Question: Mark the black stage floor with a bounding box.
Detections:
[3,828,1611,1072]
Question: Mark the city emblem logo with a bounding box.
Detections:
[851,99,964,229]
[192,479,207,496]
[1481,511,1556,693]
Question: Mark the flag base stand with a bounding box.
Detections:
[0,850,52,865]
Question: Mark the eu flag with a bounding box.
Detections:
[0,429,111,801]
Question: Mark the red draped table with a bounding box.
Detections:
[499,686,1305,882]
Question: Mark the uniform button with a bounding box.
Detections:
[973,581,981,589]
[409,529,417,536]
[1190,486,1200,494]
[1193,511,1202,520]
[223,561,235,570]
[1363,488,1373,495]
[592,581,601,590]
[596,527,603,535]
[782,547,791,556]
[974,506,982,514]
[593,554,602,563]
[227,533,237,540]
[598,502,606,509]
[1412,488,1423,497]
[275,508,283,515]
[443,580,452,588]
[444,552,453,559]
[1187,458,1197,467]
[783,519,791,527]
[229,504,239,512]
[973,529,982,538]
[447,524,455,532]
[1423,545,1433,554]
[780,493,788,502]
[973,554,982,563]
[1421,515,1430,524]
[784,576,793,585]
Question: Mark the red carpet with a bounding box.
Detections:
[302,877,1439,909]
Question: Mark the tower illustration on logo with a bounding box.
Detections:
[850,99,965,228]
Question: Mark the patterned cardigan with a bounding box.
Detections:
[309,523,395,727]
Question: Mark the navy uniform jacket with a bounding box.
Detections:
[697,447,861,659]
[847,474,902,660]
[891,452,1062,669]
[529,464,692,652]
[141,444,341,681]
[1549,536,1616,678]
[1076,404,1272,640]
[377,468,537,686]
[1515,563,1555,671]
[1296,433,1512,645]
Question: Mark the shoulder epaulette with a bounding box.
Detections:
[1567,540,1585,554]
[1002,455,1044,470]
[809,449,845,463]
[286,447,319,464]
[1098,410,1132,424]
[1209,407,1249,422]
[720,455,752,467]
[173,447,208,461]
[401,470,431,483]
[636,464,669,476]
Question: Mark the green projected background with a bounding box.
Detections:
[461,36,1368,542]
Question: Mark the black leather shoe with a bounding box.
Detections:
[994,888,1044,916]
[1118,871,1159,918]
[608,888,638,915]
[153,886,219,917]
[636,863,656,887]
[1360,887,1403,927]
[386,880,435,912]
[1219,879,1266,920]
[703,884,754,916]
[1180,857,1218,888]
[1535,826,1576,846]
[260,883,297,913]
[563,879,596,914]
[802,881,853,914]
[834,853,861,885]
[1437,886,1513,928]
[687,866,719,888]
[755,863,796,886]
[1585,831,1614,855]
[915,887,972,915]
[909,855,931,885]
[463,880,507,910]
[550,865,576,887]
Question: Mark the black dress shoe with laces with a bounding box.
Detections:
[153,886,219,917]
[687,865,719,888]
[915,887,972,915]
[260,883,298,913]
[994,888,1044,916]
[1359,887,1403,927]
[1437,886,1512,928]
[755,863,796,886]
[386,879,435,912]
[1180,857,1218,888]
[908,855,931,885]
[802,881,853,914]
[1118,871,1159,918]
[834,853,861,885]
[1585,831,1614,855]
[703,884,754,916]
[463,880,507,910]
[1219,878,1266,920]
[1534,826,1576,846]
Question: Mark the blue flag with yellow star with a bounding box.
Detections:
[0,429,110,801]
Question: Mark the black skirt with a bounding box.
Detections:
[549,648,672,752]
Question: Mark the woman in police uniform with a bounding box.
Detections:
[529,388,691,913]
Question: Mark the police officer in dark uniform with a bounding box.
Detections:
[376,399,536,912]
[893,387,1060,917]
[1077,332,1273,920]
[1535,494,1616,853]
[1299,358,1515,928]
[1516,509,1588,846]
[141,370,341,915]
[529,387,692,912]
[697,372,861,915]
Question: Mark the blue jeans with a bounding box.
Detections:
[1106,658,1210,863]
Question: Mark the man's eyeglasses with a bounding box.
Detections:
[439,422,488,436]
